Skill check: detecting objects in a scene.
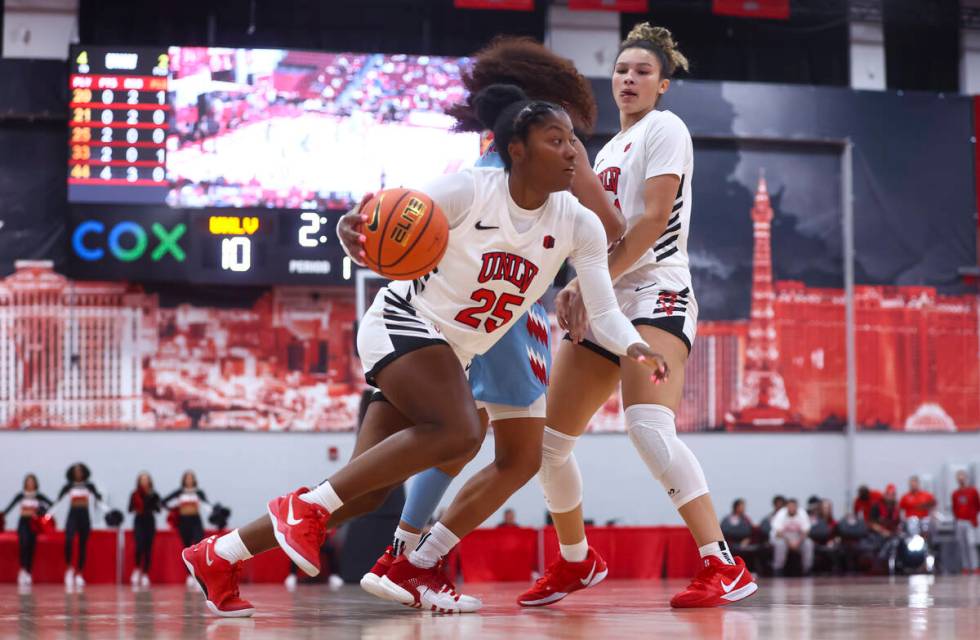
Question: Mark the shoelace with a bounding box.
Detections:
[301,508,328,547]
[686,564,718,591]
[430,559,461,599]
[530,559,565,590]
[227,561,244,599]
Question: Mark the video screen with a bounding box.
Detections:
[165,48,480,210]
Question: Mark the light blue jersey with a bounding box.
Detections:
[467,146,551,406]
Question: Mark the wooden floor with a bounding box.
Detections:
[2,576,979,639]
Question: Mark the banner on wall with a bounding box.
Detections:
[0,261,361,431]
[712,0,791,20]
[581,142,850,433]
[453,0,534,10]
[582,80,978,433]
[568,0,649,12]
[2,79,977,433]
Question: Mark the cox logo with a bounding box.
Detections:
[72,220,187,262]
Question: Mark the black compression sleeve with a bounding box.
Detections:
[2,493,23,515]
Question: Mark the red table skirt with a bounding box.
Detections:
[0,531,119,584]
[1,529,291,584]
[3,526,698,584]
[458,526,701,583]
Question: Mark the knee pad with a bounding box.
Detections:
[537,427,583,514]
[625,404,709,509]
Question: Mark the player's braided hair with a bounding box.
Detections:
[448,36,596,135]
[619,22,690,79]
[472,84,563,171]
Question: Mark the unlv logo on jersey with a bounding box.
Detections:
[477,251,540,294]
[597,166,622,212]
[598,167,620,194]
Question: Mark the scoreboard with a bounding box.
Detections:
[66,45,359,286]
[69,47,171,204]
[68,206,355,286]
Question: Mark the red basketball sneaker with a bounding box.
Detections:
[267,488,329,577]
[517,546,608,607]
[360,545,397,599]
[181,535,254,618]
[378,555,482,613]
[670,556,758,608]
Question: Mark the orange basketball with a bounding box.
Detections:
[360,188,449,280]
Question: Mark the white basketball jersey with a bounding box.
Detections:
[593,109,694,279]
[388,167,586,358]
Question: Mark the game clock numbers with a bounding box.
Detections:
[68,47,171,204]
[62,43,438,287]
[67,207,356,286]
[292,213,354,280]
[207,211,353,281]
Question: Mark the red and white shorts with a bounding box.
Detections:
[571,265,698,364]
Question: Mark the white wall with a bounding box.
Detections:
[2,430,973,531]
[962,30,980,95]
[545,5,620,80]
[849,21,886,91]
[2,1,77,60]
[853,433,980,510]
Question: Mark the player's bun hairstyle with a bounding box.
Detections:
[619,22,690,79]
[447,36,596,134]
[472,83,563,171]
[473,84,528,131]
[66,463,91,483]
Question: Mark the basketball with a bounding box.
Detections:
[360,188,449,280]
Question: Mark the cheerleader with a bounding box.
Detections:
[2,473,53,586]
[163,471,210,588]
[55,463,105,590]
[128,472,161,587]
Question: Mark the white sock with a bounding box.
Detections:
[559,538,589,563]
[699,540,735,566]
[214,530,253,564]
[393,527,421,557]
[408,522,460,569]
[300,481,343,513]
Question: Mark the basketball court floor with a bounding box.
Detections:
[2,576,978,639]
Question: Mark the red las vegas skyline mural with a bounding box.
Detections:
[0,172,977,432]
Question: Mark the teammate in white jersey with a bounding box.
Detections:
[321,38,627,605]
[519,23,758,609]
[179,83,666,617]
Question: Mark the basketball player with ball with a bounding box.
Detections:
[331,37,624,607]
[180,83,667,616]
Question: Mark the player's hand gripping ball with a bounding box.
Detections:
[359,188,449,280]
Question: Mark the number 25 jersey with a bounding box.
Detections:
[386,166,639,360]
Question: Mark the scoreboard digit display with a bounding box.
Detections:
[69,46,170,204]
[68,207,355,286]
[65,44,478,287]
